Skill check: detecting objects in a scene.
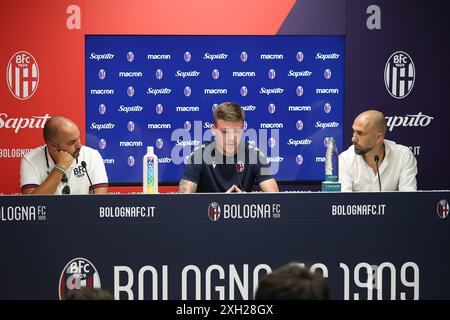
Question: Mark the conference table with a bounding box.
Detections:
[0,191,448,300]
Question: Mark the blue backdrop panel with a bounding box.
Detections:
[85,35,344,184]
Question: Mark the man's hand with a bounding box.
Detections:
[226,184,242,193]
[178,179,198,193]
[54,150,74,169]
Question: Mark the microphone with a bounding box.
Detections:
[374,155,382,192]
[236,161,244,192]
[81,161,93,190]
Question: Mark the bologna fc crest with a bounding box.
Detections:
[184,86,191,97]
[240,51,248,62]
[98,104,106,114]
[127,121,135,132]
[156,69,163,79]
[99,139,106,150]
[127,86,135,97]
[384,51,415,99]
[268,103,276,114]
[296,51,304,62]
[58,257,101,300]
[296,120,304,131]
[236,161,245,173]
[240,86,248,97]
[184,121,191,131]
[127,51,134,62]
[208,202,221,221]
[296,154,304,165]
[437,200,449,219]
[268,137,276,149]
[184,51,192,62]
[98,69,106,80]
[268,69,276,79]
[156,104,163,114]
[212,103,218,112]
[324,103,332,114]
[296,86,304,96]
[156,138,164,149]
[7,51,39,100]
[212,69,220,79]
[324,68,332,79]
[128,156,135,167]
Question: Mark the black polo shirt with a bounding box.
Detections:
[182,141,274,192]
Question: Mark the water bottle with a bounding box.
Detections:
[143,146,158,193]
[322,137,341,192]
[325,137,339,182]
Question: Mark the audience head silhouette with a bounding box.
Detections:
[255,263,330,300]
[64,286,113,300]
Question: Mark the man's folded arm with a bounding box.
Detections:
[398,150,418,191]
[259,178,279,192]
[338,155,353,192]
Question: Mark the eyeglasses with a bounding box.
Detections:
[61,174,70,194]
[217,128,244,137]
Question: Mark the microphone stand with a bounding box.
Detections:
[374,155,381,192]
[236,162,244,192]
[81,161,94,192]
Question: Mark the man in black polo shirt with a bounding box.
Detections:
[178,102,279,193]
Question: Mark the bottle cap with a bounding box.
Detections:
[147,146,154,153]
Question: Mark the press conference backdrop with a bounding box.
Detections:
[85,35,344,184]
[2,0,449,194]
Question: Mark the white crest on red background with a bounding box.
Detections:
[6,51,39,100]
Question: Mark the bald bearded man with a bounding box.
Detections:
[20,116,108,194]
[339,110,417,191]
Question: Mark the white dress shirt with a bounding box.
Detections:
[338,139,417,192]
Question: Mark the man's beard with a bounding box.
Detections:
[354,144,371,156]
[72,149,81,159]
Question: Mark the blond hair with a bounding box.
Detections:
[213,102,245,125]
